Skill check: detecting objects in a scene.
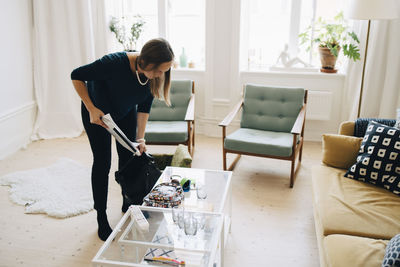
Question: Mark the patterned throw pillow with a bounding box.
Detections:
[344,121,400,196]
[382,234,400,267]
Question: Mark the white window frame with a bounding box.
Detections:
[109,0,205,69]
[158,0,167,38]
[240,0,319,71]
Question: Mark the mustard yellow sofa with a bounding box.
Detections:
[312,121,400,267]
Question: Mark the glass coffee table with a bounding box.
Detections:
[93,167,232,267]
[92,206,224,267]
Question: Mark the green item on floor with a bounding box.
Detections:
[152,144,192,170]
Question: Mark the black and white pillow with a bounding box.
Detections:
[344,121,400,196]
[382,234,400,267]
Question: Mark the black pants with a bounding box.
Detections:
[81,103,137,211]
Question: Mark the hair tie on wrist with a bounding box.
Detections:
[136,138,146,143]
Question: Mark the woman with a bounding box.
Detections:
[71,38,174,241]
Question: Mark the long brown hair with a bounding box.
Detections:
[136,38,174,105]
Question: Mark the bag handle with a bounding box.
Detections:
[101,114,140,156]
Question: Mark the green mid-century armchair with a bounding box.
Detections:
[145,80,195,156]
[219,84,307,188]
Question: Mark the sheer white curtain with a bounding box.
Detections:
[32,0,109,139]
[342,13,400,121]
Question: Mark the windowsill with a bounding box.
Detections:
[241,67,346,77]
[172,67,205,73]
[172,67,346,77]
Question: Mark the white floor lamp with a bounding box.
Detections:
[346,0,398,118]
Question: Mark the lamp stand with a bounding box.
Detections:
[357,19,371,118]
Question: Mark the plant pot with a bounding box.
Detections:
[318,46,340,73]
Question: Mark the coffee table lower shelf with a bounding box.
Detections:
[92,206,224,267]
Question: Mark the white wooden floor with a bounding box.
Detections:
[0,134,322,267]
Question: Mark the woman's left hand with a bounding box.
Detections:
[137,142,147,155]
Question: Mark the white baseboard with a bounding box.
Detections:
[0,102,37,160]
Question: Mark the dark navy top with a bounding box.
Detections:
[71,52,153,121]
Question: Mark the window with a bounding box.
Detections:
[240,0,346,71]
[167,0,205,69]
[106,0,205,70]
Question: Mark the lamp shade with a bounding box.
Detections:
[346,0,399,20]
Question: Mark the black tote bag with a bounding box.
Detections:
[101,114,161,206]
[115,153,161,205]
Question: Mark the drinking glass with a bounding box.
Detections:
[184,213,198,235]
[172,206,182,224]
[196,184,207,199]
[194,213,206,230]
[177,210,185,229]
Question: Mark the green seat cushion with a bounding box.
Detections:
[145,121,188,143]
[224,128,295,157]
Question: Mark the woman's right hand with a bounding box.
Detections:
[88,107,107,128]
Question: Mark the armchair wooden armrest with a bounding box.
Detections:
[184,94,195,121]
[291,104,306,135]
[219,99,244,127]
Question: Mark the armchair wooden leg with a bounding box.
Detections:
[228,154,241,171]
[187,139,192,157]
[189,135,194,157]
[299,143,304,162]
[192,121,195,147]
[187,121,194,157]
[223,149,227,171]
[290,158,295,188]
[191,125,195,156]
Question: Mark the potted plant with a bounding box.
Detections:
[109,15,145,52]
[299,12,360,73]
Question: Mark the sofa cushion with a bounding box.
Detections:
[312,165,400,240]
[322,134,362,169]
[324,234,388,267]
[382,234,400,267]
[345,121,400,196]
[339,121,355,136]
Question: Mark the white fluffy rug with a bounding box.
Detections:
[0,158,93,218]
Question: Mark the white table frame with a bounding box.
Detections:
[92,206,224,267]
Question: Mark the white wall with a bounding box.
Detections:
[0,0,36,159]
